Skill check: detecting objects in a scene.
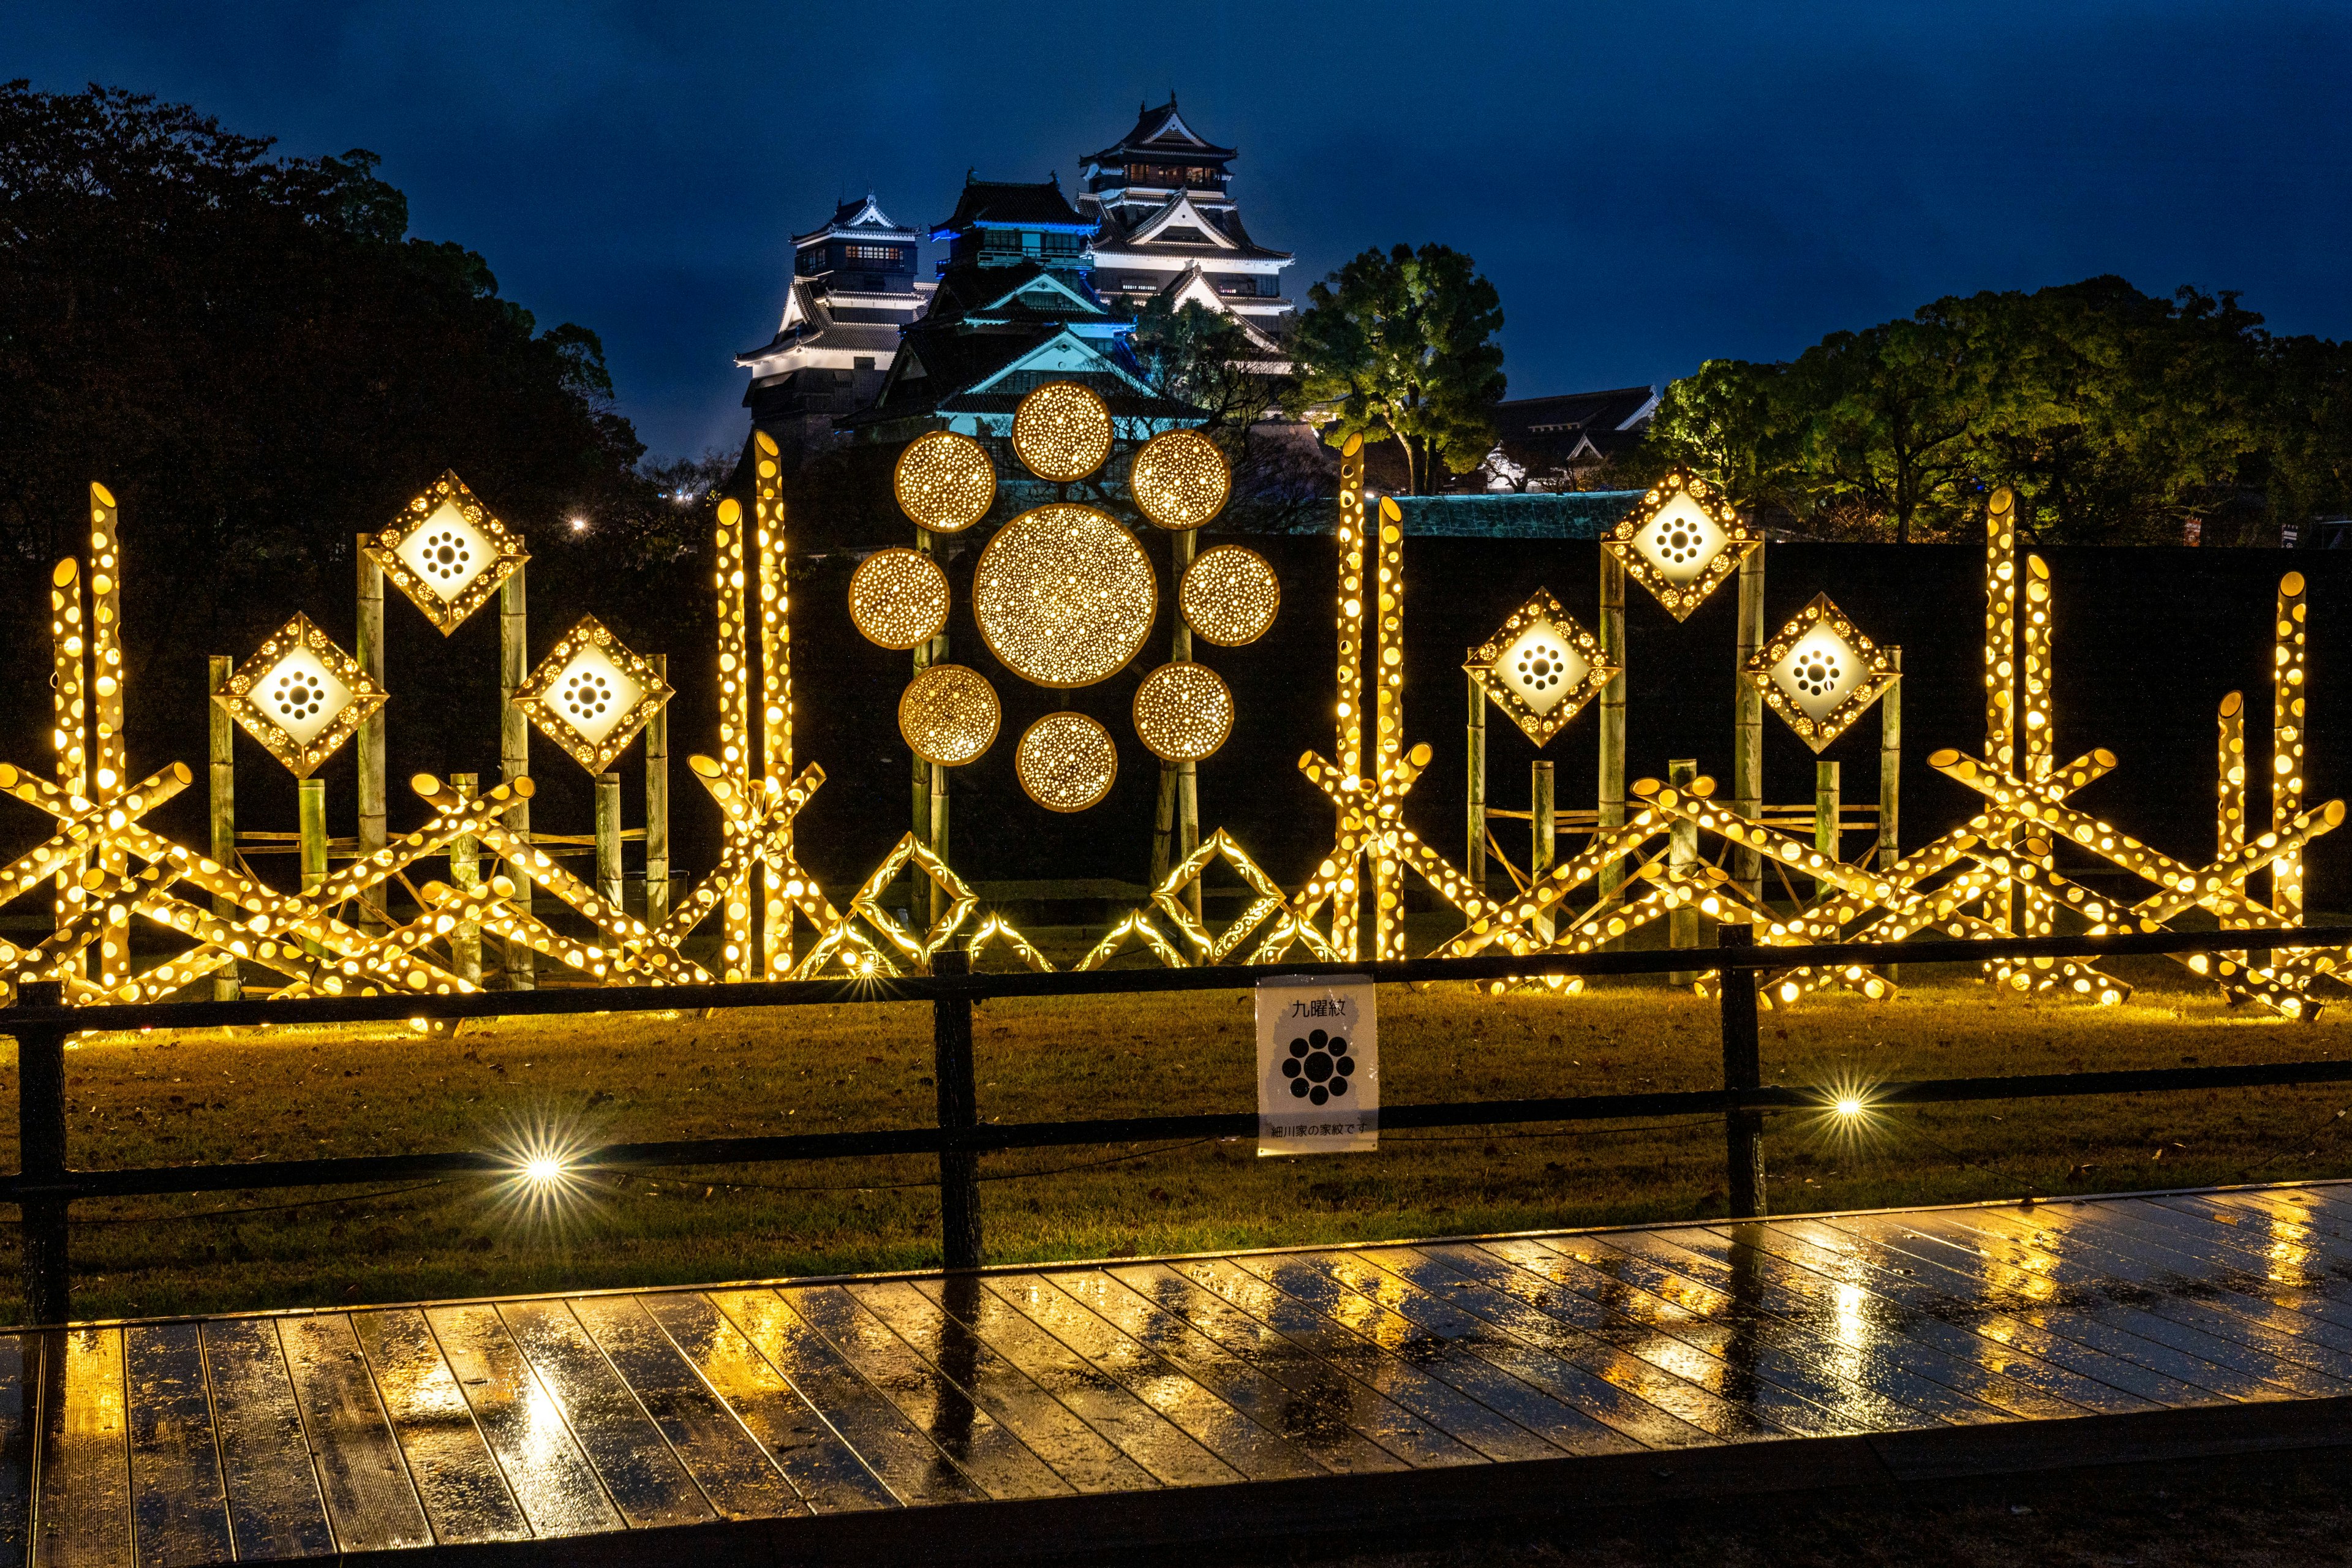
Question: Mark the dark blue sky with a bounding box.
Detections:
[15,1,2350,460]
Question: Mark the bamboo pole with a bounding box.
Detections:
[1878,648,1902,870]
[449,773,481,984]
[2218,689,2246,859]
[355,536,386,935]
[913,529,936,925]
[1332,437,1367,960]
[646,654,670,926]
[298,778,327,957]
[50,559,87,957]
[2274,571,2307,924]
[1732,546,1764,902]
[1668,758,1697,982]
[499,567,533,990]
[754,437,793,974]
[1531,760,1555,944]
[89,484,126,987]
[1814,761,1840,900]
[595,772,623,911]
[1596,548,1627,940]
[1173,527,1200,925]
[208,655,241,1002]
[929,761,949,926]
[1466,672,1487,899]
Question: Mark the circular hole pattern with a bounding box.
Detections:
[1280,1028,1357,1106]
[561,669,614,722]
[899,664,1001,766]
[1129,429,1231,530]
[421,529,474,581]
[1011,382,1113,483]
[1514,641,1566,691]
[1014,711,1118,813]
[1651,521,1703,565]
[894,431,997,533]
[271,671,326,722]
[1793,647,1842,697]
[973,505,1156,688]
[1178,544,1280,647]
[1132,662,1234,762]
[849,548,952,650]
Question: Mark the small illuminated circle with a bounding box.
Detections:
[1179,544,1280,646]
[848,548,951,649]
[1129,429,1230,530]
[1015,712,1118,812]
[560,670,613,722]
[1133,662,1234,761]
[271,672,325,722]
[1834,1098,1863,1117]
[894,430,997,532]
[1011,382,1113,482]
[524,1158,565,1184]
[899,664,1001,766]
[973,506,1155,687]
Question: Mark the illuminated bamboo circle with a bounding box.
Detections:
[1180,544,1280,647]
[1015,712,1119,812]
[898,664,1001,766]
[1129,429,1229,530]
[1011,382,1112,481]
[973,505,1156,687]
[848,548,950,650]
[1133,661,1234,761]
[893,430,997,533]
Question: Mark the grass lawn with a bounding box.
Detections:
[6,956,2349,1325]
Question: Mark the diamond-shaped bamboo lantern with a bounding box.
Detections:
[1602,469,1760,622]
[364,471,530,635]
[1463,589,1616,747]
[215,614,387,777]
[511,614,674,773]
[1746,592,1900,752]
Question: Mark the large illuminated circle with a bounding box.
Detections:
[898,665,1001,766]
[1132,662,1234,761]
[1179,545,1280,647]
[1129,429,1230,530]
[973,505,1156,688]
[1015,712,1118,812]
[1011,382,1112,481]
[893,431,997,533]
[848,548,950,650]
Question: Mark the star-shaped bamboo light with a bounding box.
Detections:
[511,614,674,774]
[365,471,530,635]
[1602,469,1760,622]
[214,613,386,777]
[1463,589,1616,746]
[1747,592,1901,752]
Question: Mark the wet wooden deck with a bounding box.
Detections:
[15,1183,2352,1565]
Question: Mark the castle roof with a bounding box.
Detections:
[932,177,1092,236]
[791,194,919,249]
[1083,97,1237,165]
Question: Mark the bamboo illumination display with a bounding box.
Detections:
[0,421,2339,1007]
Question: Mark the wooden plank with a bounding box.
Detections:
[1754,1218,2220,1410]
[278,1314,433,1553]
[710,1289,985,1509]
[1928,1209,2352,1392]
[846,1280,1157,1495]
[1529,1234,1984,1431]
[979,1273,1324,1482]
[0,1335,40,1566]
[350,1309,529,1545]
[2125,1197,2352,1330]
[32,1327,131,1568]
[198,1319,333,1566]
[636,1291,895,1514]
[910,1275,1246,1489]
[1662,1226,2134,1419]
[1364,1245,1785,1442]
[1610,1228,2087,1422]
[1059,1268,1417,1474]
[496,1299,715,1531]
[1174,1254,1567,1463]
[1462,1238,1865,1439]
[1256,1251,1660,1455]
[2162,1191,2352,1285]
[782,1284,1071,1502]
[568,1295,803,1522]
[423,1304,623,1539]
[122,1323,232,1568]
[1809,1214,2289,1404]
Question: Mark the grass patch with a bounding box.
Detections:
[8,957,2350,1324]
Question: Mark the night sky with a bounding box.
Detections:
[14,2,2350,461]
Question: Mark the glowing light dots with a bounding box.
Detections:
[216,614,386,777]
[510,614,675,773]
[892,429,997,533]
[1602,469,1758,621]
[973,505,1156,687]
[848,548,951,650]
[1180,544,1280,647]
[1463,588,1616,747]
[1133,661,1234,761]
[365,471,529,635]
[898,664,1001,766]
[1011,380,1112,482]
[1015,712,1118,812]
[1749,592,1900,753]
[1129,429,1230,530]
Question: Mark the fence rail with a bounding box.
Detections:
[7,924,2351,1325]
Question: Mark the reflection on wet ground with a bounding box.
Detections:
[23,1184,2352,1561]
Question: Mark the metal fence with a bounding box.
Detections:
[7,924,2351,1325]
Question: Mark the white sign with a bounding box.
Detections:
[1256,974,1377,1156]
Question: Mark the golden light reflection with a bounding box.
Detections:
[973,505,1156,688]
[848,548,952,650]
[893,429,997,533]
[1011,381,1113,482]
[1129,428,1229,530]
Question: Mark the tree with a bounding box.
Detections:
[1129,296,1325,530]
[1289,244,1506,496]
[1789,307,1989,544]
[1637,357,1788,511]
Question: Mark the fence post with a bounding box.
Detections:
[931,950,983,1270]
[1718,926,1766,1219]
[15,981,70,1324]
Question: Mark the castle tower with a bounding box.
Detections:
[736,195,933,441]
